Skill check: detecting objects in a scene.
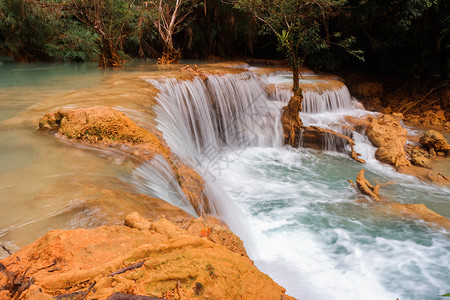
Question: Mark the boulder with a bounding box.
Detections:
[0,216,292,300]
[365,114,410,168]
[406,146,432,169]
[419,130,448,152]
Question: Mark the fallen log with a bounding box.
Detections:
[301,126,366,164]
[0,245,12,256]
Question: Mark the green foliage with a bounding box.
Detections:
[234,0,362,94]
[0,0,98,62]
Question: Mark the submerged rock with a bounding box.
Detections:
[386,203,450,230]
[0,214,292,300]
[349,170,450,230]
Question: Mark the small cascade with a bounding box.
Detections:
[147,71,283,162]
[303,87,354,113]
[132,155,200,217]
[272,85,354,113]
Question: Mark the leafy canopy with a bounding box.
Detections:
[234,0,363,94]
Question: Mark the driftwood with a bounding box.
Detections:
[53,261,145,300]
[348,169,381,202]
[1,245,12,256]
[302,126,366,164]
[0,263,34,300]
[107,260,145,277]
[106,292,166,300]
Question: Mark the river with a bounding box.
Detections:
[0,60,449,300]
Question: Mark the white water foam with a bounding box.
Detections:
[212,146,450,300]
[140,70,450,300]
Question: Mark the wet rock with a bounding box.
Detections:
[365,114,410,168]
[349,170,450,229]
[39,106,155,144]
[124,212,151,230]
[387,203,450,230]
[38,111,63,131]
[0,218,292,300]
[419,130,448,153]
[349,169,381,202]
[39,107,208,217]
[406,146,432,169]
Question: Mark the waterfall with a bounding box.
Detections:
[132,155,200,217]
[272,85,354,113]
[303,87,354,113]
[138,68,450,300]
[147,71,283,163]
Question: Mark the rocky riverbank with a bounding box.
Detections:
[0,213,292,300]
[1,63,449,299]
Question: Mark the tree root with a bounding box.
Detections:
[0,263,34,300]
[348,169,381,202]
[302,126,365,164]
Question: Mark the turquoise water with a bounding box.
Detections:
[213,147,450,299]
[147,69,450,300]
[1,61,449,300]
[0,60,104,121]
[0,60,152,255]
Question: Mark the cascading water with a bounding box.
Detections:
[146,71,282,162]
[140,68,450,300]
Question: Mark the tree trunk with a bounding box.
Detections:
[281,95,303,147]
[280,63,304,147]
[293,64,301,99]
[98,38,124,68]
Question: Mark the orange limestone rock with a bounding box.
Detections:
[349,169,450,230]
[365,114,411,169]
[0,213,293,300]
[419,129,450,156]
[386,203,450,230]
[38,106,207,216]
